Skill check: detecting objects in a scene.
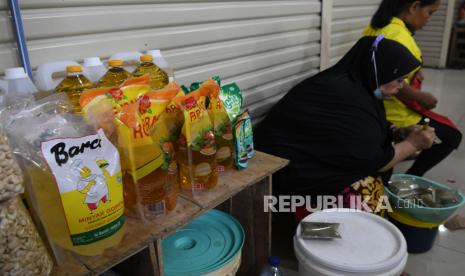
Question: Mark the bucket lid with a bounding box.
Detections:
[83,57,103,67]
[4,67,28,79]
[163,210,244,276]
[388,209,443,228]
[295,209,407,274]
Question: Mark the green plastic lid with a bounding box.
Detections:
[163,210,244,276]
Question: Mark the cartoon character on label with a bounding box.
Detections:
[72,159,111,213]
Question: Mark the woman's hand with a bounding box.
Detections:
[405,126,435,150]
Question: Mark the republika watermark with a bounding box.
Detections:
[263,195,394,213]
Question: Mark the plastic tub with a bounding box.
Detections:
[385,174,465,223]
[294,209,408,276]
[163,210,244,276]
[388,209,440,254]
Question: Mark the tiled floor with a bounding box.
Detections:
[273,68,465,276]
[397,68,465,276]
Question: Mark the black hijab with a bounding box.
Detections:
[255,36,421,196]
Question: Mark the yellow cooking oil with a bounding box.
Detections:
[132,55,168,90]
[215,134,234,170]
[178,132,218,191]
[25,166,125,256]
[55,65,94,114]
[98,60,131,87]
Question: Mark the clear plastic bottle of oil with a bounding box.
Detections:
[98,60,132,87]
[55,65,94,114]
[132,55,169,90]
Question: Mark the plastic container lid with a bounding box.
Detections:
[67,65,82,72]
[4,67,28,79]
[108,60,123,67]
[295,209,407,274]
[140,55,153,62]
[388,209,443,229]
[83,57,103,67]
[163,210,244,276]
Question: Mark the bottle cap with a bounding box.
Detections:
[268,256,280,267]
[108,60,124,67]
[4,67,28,79]
[67,65,82,72]
[140,55,153,62]
[83,57,103,67]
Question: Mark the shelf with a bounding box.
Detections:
[179,151,288,209]
[50,151,289,275]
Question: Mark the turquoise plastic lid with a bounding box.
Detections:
[163,210,244,276]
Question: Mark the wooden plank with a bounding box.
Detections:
[231,186,256,276]
[180,151,288,209]
[252,176,273,274]
[153,240,164,276]
[51,255,90,276]
[76,197,199,274]
[157,197,202,238]
[51,151,287,275]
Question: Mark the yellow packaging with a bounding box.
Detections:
[2,94,126,258]
[206,80,234,172]
[81,75,180,221]
[41,129,125,246]
[175,83,218,191]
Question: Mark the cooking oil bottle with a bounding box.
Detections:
[98,60,131,87]
[132,55,169,89]
[55,65,94,114]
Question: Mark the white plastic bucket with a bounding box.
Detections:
[294,209,408,276]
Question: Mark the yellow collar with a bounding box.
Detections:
[391,17,414,35]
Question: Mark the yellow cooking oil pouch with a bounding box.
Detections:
[81,75,179,221]
[205,78,234,173]
[175,83,218,193]
[4,93,125,258]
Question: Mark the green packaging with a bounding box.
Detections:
[233,110,254,170]
[220,83,243,123]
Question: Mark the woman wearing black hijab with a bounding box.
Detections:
[255,36,435,219]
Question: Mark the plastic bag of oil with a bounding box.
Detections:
[0,93,125,260]
[175,81,218,193]
[81,75,181,222]
[205,77,234,173]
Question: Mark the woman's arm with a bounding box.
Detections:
[379,126,435,172]
[396,82,438,110]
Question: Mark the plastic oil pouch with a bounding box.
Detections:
[1,93,125,259]
[205,78,234,173]
[81,76,180,221]
[233,110,254,170]
[175,83,218,193]
[220,82,243,123]
[300,221,342,240]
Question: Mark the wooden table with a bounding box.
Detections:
[51,151,288,275]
